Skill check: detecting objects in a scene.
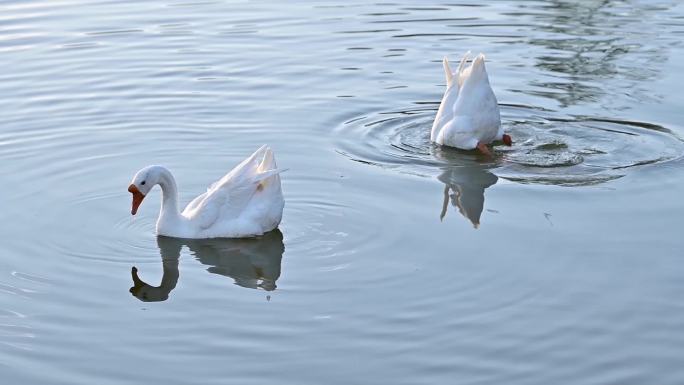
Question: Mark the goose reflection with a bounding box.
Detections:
[130,230,284,302]
[434,147,499,227]
[438,166,498,228]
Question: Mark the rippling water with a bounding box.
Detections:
[2,1,684,384]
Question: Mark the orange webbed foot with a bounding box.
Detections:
[476,142,492,156]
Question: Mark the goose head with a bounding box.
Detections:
[129,266,174,302]
[128,165,162,215]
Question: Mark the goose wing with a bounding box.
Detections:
[182,146,283,230]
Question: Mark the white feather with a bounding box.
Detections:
[431,52,503,150]
[129,146,285,239]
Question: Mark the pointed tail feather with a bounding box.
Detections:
[457,51,471,75]
[241,144,278,174]
[443,57,454,86]
[471,53,487,74]
[238,145,269,171]
[210,145,274,190]
[257,146,278,172]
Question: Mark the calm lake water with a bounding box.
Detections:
[2,0,684,384]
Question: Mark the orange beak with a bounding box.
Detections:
[128,184,145,215]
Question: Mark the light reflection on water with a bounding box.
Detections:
[1,1,684,384]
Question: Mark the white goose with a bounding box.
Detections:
[127,145,285,239]
[431,52,511,155]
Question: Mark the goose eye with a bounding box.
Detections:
[141,181,146,185]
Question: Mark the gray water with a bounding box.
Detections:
[2,1,684,384]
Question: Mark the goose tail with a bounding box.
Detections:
[254,145,285,186]
[443,57,454,86]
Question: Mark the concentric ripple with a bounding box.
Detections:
[335,103,684,185]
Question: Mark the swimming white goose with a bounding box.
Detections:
[430,52,511,155]
[127,145,285,239]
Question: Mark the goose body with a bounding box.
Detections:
[128,145,284,239]
[431,52,510,154]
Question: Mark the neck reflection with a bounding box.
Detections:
[129,230,285,302]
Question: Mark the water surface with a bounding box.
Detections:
[1,1,684,384]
